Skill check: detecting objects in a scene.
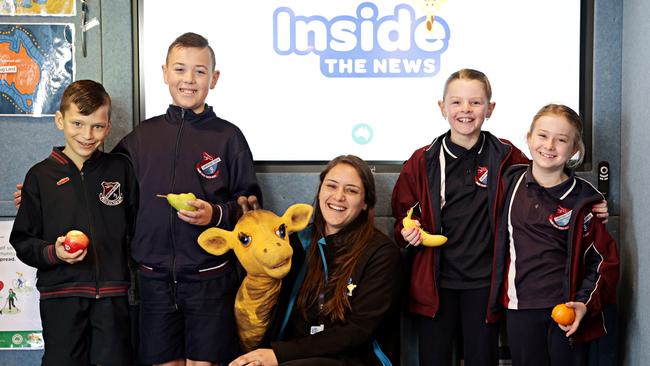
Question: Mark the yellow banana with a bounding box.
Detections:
[402,207,448,247]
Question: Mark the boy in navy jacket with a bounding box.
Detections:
[11,80,137,366]
[112,32,262,365]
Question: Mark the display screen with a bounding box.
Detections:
[139,0,584,163]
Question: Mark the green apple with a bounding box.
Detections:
[166,193,197,211]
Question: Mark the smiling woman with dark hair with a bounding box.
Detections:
[230,155,402,366]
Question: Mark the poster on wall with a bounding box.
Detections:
[0,23,74,116]
[0,220,43,350]
[0,0,76,17]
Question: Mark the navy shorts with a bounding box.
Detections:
[507,308,588,366]
[40,296,131,366]
[416,287,499,366]
[137,267,240,364]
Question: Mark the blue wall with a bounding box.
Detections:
[620,0,650,363]
[1,0,644,364]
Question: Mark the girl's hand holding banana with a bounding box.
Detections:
[401,207,448,247]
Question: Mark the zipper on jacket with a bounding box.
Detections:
[484,144,514,323]
[80,170,102,299]
[168,108,186,301]
[562,199,594,302]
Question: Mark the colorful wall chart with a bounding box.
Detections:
[0,24,73,116]
[0,221,43,350]
[0,0,76,17]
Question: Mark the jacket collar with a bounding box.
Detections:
[442,131,486,159]
[321,213,368,251]
[524,164,577,201]
[50,146,103,172]
[165,104,216,125]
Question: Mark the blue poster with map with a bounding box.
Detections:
[0,24,73,116]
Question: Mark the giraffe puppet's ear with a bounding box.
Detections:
[282,204,313,233]
[197,227,234,256]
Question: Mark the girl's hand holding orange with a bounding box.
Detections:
[552,302,587,337]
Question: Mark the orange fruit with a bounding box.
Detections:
[551,303,576,326]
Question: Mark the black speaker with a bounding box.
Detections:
[598,161,609,199]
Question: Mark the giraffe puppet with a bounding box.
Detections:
[415,0,448,31]
[197,203,313,352]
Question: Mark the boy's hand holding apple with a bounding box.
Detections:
[55,230,89,264]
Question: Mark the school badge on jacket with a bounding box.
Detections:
[99,181,123,206]
[549,205,572,230]
[475,166,488,188]
[196,152,221,179]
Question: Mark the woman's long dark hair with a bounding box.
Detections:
[296,155,377,323]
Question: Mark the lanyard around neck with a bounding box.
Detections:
[316,237,328,325]
[316,237,328,283]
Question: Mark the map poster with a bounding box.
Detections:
[0,220,43,350]
[0,0,76,17]
[0,23,73,116]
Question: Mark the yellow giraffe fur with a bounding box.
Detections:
[197,203,313,352]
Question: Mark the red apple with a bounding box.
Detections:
[63,230,89,253]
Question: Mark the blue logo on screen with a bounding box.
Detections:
[352,123,373,145]
[273,2,450,78]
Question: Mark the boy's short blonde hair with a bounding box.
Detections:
[166,32,216,71]
[443,68,493,101]
[59,80,111,118]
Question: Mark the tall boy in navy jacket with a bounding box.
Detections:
[112,33,263,365]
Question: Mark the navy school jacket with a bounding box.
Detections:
[10,148,138,299]
[112,105,262,281]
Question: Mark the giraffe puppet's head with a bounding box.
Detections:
[416,0,447,15]
[197,204,313,279]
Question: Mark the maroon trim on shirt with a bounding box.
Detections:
[46,244,58,264]
[40,285,129,299]
[50,150,68,165]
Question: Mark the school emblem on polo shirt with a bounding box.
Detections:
[196,152,221,179]
[549,205,572,230]
[99,181,123,206]
[475,166,488,188]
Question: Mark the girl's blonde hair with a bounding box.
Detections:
[530,104,585,168]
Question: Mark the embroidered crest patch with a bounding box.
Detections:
[99,181,123,206]
[475,166,488,188]
[549,205,572,230]
[196,152,221,179]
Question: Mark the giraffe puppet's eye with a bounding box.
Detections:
[276,224,287,239]
[238,232,252,247]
